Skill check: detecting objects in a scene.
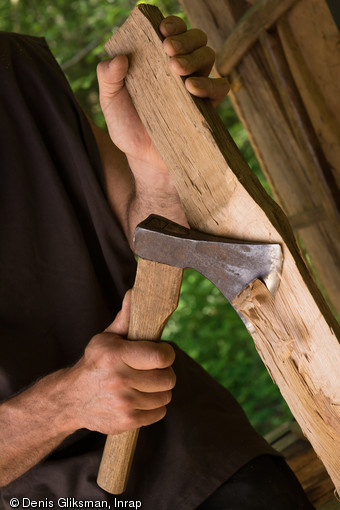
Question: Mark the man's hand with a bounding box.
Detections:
[68,291,176,435]
[0,292,176,486]
[94,16,230,241]
[161,17,229,106]
[97,16,229,173]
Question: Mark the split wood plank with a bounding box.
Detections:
[216,0,298,76]
[179,0,340,314]
[104,4,340,491]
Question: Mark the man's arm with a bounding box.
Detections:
[0,293,175,487]
[95,16,229,244]
[89,118,186,245]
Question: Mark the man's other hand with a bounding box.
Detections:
[96,15,229,170]
[160,16,229,107]
[67,291,176,436]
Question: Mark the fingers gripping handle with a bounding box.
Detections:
[97,258,183,493]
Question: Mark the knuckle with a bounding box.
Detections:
[117,392,135,415]
[89,332,103,346]
[114,370,130,392]
[84,333,124,369]
[84,334,104,360]
[121,409,138,430]
[97,346,119,368]
[122,393,134,411]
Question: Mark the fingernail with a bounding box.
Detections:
[176,55,188,67]
[188,78,203,88]
[164,21,176,34]
[171,39,182,52]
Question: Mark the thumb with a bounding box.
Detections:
[97,55,129,103]
[96,55,147,154]
[105,289,132,336]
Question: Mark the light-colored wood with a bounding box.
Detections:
[234,278,340,488]
[179,0,340,315]
[105,4,340,491]
[97,258,183,493]
[216,0,298,75]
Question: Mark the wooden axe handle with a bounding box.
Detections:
[97,258,183,493]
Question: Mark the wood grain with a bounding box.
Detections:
[97,258,183,493]
[105,4,340,491]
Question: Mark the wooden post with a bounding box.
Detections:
[104,4,340,490]
[179,0,340,315]
[259,30,340,224]
[215,0,299,76]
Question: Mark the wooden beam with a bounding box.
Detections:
[105,4,340,490]
[276,4,340,189]
[259,30,340,223]
[216,0,298,76]
[179,0,340,314]
[288,206,327,231]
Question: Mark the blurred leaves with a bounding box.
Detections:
[1,0,291,434]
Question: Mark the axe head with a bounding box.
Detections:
[133,215,282,324]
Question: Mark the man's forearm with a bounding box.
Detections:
[0,369,75,487]
[126,156,188,239]
[89,119,187,246]
[0,313,176,487]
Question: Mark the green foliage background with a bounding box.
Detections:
[1,0,292,435]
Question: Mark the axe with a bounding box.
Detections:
[97,214,283,494]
